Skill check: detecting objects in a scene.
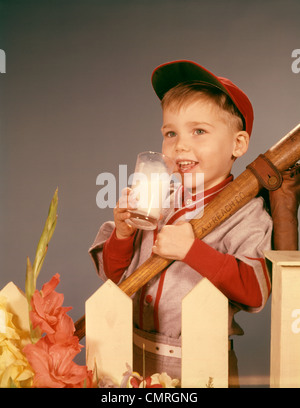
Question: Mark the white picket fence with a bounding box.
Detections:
[1,250,299,387]
[85,250,300,388]
[265,250,300,388]
[86,277,228,388]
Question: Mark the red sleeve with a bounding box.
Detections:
[182,238,262,308]
[103,229,136,284]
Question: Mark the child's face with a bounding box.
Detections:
[161,98,248,192]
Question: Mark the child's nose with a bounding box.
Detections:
[175,136,190,152]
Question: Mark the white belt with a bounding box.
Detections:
[133,332,181,359]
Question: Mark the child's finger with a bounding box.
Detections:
[121,187,132,196]
[118,192,138,210]
[118,195,130,210]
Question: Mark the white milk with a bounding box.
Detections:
[126,152,174,230]
[130,163,171,221]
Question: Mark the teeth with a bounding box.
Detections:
[178,161,195,165]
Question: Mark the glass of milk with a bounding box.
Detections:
[125,151,175,230]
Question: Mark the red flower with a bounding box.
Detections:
[24,274,93,388]
[130,376,163,388]
[30,273,74,341]
[24,336,93,388]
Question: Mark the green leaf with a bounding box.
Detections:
[24,188,58,342]
[25,256,34,304]
[8,377,18,388]
[31,188,58,284]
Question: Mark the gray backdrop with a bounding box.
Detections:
[0,0,299,387]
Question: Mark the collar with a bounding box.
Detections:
[166,174,233,225]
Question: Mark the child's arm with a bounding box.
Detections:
[102,228,137,284]
[181,239,264,308]
[89,188,138,284]
[152,198,272,310]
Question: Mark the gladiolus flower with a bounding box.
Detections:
[23,336,93,388]
[29,273,74,341]
[23,274,93,388]
[0,296,34,388]
[0,340,34,388]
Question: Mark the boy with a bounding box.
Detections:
[89,60,273,386]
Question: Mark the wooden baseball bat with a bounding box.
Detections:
[74,124,300,340]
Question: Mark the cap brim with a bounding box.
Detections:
[151,60,230,100]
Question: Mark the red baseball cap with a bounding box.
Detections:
[151,60,254,136]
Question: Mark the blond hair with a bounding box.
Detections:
[161,82,245,132]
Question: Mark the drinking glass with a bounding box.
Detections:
[125,151,175,230]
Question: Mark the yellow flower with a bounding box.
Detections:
[0,296,20,342]
[126,371,143,388]
[126,370,180,388]
[0,296,34,388]
[150,372,180,388]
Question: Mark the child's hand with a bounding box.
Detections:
[114,188,138,239]
[152,221,195,260]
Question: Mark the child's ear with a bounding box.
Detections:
[232,131,250,158]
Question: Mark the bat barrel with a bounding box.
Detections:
[265,124,300,171]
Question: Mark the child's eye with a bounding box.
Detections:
[165,131,176,138]
[194,129,205,135]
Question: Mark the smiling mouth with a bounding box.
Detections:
[176,160,199,173]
